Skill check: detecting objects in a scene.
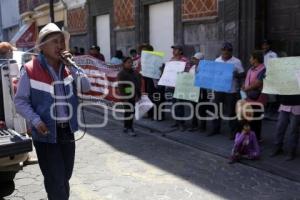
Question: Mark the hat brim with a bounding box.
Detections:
[36,31,70,50]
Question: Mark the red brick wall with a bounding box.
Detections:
[114,0,135,28]
[182,0,218,20]
[19,0,30,14]
[67,7,87,34]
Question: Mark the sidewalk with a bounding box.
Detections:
[85,106,300,183]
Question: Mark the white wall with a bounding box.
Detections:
[96,14,111,61]
[1,0,19,29]
[149,1,174,61]
[63,0,86,10]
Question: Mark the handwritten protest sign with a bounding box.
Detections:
[135,95,154,120]
[296,70,300,89]
[141,50,165,79]
[173,73,200,102]
[262,57,300,95]
[194,60,234,92]
[158,61,186,87]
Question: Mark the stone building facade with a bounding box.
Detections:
[67,7,88,47]
[87,0,240,61]
[17,0,65,50]
[17,0,300,63]
[87,0,300,64]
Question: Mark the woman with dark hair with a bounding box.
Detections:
[111,50,124,65]
[117,57,141,136]
[242,50,267,142]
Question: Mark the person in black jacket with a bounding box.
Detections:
[117,57,141,136]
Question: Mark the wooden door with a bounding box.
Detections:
[267,0,300,56]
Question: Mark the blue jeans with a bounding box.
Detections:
[275,111,300,153]
[34,126,75,200]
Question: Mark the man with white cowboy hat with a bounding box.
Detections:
[14,23,90,200]
[188,52,208,132]
[189,52,205,74]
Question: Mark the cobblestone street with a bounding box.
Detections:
[2,111,300,200]
[1,0,300,200]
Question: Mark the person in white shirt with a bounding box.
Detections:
[262,39,279,119]
[262,39,278,67]
[208,42,245,139]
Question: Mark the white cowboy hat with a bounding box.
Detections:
[36,23,70,50]
[192,52,205,60]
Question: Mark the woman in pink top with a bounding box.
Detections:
[242,51,267,141]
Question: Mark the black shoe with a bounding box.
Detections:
[270,148,283,157]
[128,128,137,137]
[286,152,296,161]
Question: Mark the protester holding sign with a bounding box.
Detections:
[173,73,200,102]
[166,45,189,131]
[141,50,164,79]
[194,60,234,92]
[188,52,208,132]
[117,57,141,136]
[242,50,267,142]
[270,105,300,161]
[158,61,186,87]
[263,57,300,161]
[261,39,280,120]
[140,44,161,120]
[209,42,245,139]
[262,57,300,95]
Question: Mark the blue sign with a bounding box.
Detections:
[194,60,234,92]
